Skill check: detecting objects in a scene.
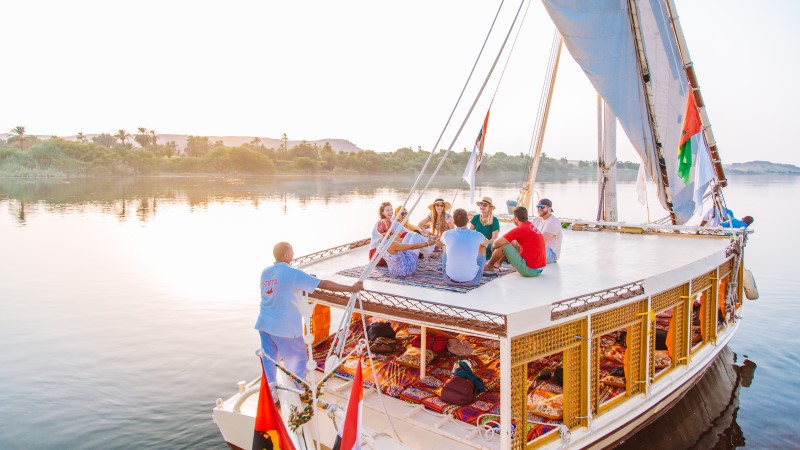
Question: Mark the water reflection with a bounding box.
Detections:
[617,347,755,449]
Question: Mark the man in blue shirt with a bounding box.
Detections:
[256,242,363,385]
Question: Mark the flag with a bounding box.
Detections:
[692,135,715,218]
[462,107,491,203]
[253,359,296,450]
[332,359,363,450]
[677,93,702,185]
[636,162,647,205]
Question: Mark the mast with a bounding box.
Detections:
[518,34,562,211]
[597,98,618,222]
[664,0,728,187]
[626,0,678,224]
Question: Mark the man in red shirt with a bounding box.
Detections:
[484,206,545,277]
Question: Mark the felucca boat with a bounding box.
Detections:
[213,1,756,448]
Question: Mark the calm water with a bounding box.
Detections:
[0,175,794,449]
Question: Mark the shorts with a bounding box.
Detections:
[503,245,543,277]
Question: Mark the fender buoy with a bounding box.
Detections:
[743,268,759,300]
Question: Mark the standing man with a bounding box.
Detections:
[485,206,546,277]
[441,208,489,285]
[531,198,562,263]
[256,242,363,386]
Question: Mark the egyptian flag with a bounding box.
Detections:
[463,106,491,203]
[332,359,363,450]
[677,92,702,185]
[252,359,296,450]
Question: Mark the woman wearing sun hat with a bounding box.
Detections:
[417,198,455,238]
[469,196,500,259]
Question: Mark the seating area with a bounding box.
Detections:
[312,315,650,441]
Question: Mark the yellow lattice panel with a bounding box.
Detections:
[562,346,582,428]
[676,296,689,363]
[652,285,684,313]
[719,258,733,278]
[511,320,583,366]
[691,270,714,295]
[627,322,644,396]
[591,300,646,336]
[511,364,527,450]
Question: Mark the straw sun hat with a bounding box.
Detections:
[476,196,496,210]
[428,198,452,212]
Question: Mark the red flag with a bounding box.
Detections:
[332,359,363,450]
[252,359,296,450]
[679,93,702,147]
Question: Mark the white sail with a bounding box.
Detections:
[543,0,696,223]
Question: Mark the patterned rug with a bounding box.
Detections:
[337,252,516,293]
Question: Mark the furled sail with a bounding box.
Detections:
[543,0,698,223]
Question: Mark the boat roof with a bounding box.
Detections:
[302,226,734,338]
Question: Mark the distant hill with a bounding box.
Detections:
[0,133,362,154]
[724,160,800,174]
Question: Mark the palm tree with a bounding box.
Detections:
[150,129,157,146]
[76,132,87,142]
[11,126,25,150]
[115,129,131,145]
[135,127,149,148]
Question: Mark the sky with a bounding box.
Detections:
[2,0,799,165]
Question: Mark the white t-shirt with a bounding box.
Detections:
[441,228,486,282]
[532,214,562,260]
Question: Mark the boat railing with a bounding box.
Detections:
[291,238,371,268]
[310,288,508,337]
[550,280,645,320]
[563,219,753,236]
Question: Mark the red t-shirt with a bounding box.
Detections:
[503,221,546,269]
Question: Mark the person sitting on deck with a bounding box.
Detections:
[700,205,753,229]
[393,206,435,257]
[369,201,411,266]
[418,198,455,238]
[531,198,562,264]
[441,208,489,286]
[469,197,500,260]
[257,242,363,389]
[383,233,438,277]
[484,206,546,277]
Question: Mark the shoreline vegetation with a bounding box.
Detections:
[2,132,795,179]
[0,134,637,178]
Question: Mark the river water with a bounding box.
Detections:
[0,175,794,449]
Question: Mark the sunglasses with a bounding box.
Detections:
[479,202,490,207]
[537,204,548,209]
[400,211,407,216]
[435,204,445,207]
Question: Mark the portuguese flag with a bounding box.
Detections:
[678,93,702,185]
[252,359,296,450]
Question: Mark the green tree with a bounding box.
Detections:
[134,127,150,148]
[10,126,25,150]
[186,135,209,157]
[163,141,176,158]
[150,130,157,146]
[115,129,131,146]
[288,142,320,160]
[76,132,87,142]
[92,133,117,147]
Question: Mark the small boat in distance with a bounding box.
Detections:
[213,1,755,448]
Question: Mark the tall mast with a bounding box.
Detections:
[626,0,678,224]
[664,0,728,187]
[518,34,562,211]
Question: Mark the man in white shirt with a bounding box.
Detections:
[531,198,562,263]
[441,208,489,285]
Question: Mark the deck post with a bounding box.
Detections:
[420,326,427,379]
[500,336,512,449]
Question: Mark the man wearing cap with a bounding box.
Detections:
[441,208,489,285]
[484,206,546,277]
[531,198,562,263]
[257,242,363,387]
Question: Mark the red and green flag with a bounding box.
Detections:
[678,93,702,185]
[252,359,296,450]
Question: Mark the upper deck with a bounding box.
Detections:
[301,226,737,338]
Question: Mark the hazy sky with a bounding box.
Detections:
[2,0,799,165]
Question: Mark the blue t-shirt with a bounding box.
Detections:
[255,262,321,338]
